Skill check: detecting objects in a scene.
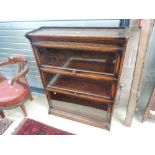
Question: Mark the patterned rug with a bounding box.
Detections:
[0,118,13,135]
[13,118,74,135]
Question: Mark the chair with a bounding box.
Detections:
[0,56,33,118]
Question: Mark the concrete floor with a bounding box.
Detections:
[2,92,155,135]
[2,92,155,155]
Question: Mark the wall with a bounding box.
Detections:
[0,20,120,89]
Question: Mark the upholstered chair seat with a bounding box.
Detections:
[0,80,29,107]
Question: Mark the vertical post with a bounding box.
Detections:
[125,19,154,127]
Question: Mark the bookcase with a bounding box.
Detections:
[26,27,128,130]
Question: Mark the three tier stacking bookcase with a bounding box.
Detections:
[26,27,128,130]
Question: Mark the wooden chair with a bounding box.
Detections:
[0,56,33,118]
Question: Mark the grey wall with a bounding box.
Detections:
[0,20,120,89]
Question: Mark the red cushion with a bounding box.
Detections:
[0,80,29,107]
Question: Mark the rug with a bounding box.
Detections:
[0,118,13,135]
[13,118,74,135]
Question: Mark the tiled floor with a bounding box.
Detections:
[2,92,155,135]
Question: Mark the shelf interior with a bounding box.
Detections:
[66,59,114,75]
[47,74,112,99]
[38,48,116,75]
[52,93,109,110]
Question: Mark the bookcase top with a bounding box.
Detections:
[26,27,127,39]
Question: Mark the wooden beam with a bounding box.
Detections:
[125,19,154,127]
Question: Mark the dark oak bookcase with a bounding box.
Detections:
[26,27,128,130]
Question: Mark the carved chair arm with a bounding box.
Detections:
[0,59,10,67]
[0,59,10,82]
[10,64,29,85]
[0,56,26,67]
[0,56,29,85]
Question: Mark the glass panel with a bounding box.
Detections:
[52,100,108,121]
[52,93,109,110]
[38,48,116,75]
[45,73,112,98]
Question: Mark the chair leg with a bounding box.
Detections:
[20,105,27,117]
[142,105,151,122]
[0,110,5,118]
[29,93,33,101]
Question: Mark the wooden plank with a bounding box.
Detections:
[33,41,123,53]
[125,19,154,127]
[40,65,117,81]
[46,87,113,103]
